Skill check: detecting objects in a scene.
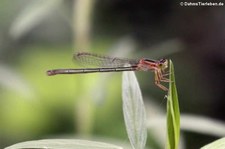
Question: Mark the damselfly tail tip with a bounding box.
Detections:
[46,70,56,76]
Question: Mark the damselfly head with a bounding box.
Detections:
[159,58,168,71]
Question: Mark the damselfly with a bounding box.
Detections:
[47,52,169,91]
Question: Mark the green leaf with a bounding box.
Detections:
[122,71,147,149]
[166,60,180,149]
[4,139,123,149]
[201,137,225,149]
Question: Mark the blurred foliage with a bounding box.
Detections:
[0,0,225,149]
[0,44,128,146]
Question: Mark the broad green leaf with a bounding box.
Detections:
[201,137,225,149]
[5,139,123,149]
[166,60,180,149]
[122,71,147,149]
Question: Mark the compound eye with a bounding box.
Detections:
[159,58,166,63]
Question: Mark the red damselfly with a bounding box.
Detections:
[47,52,169,91]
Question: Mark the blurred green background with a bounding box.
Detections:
[0,0,225,149]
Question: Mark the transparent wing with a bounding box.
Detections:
[73,52,139,68]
